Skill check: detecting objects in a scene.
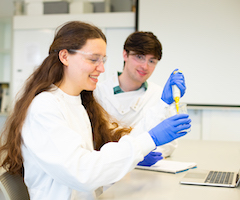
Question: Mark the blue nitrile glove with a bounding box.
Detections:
[137,151,163,167]
[149,114,191,146]
[161,69,186,104]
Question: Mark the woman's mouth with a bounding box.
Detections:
[90,75,98,83]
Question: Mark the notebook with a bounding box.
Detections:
[136,160,197,174]
[180,168,240,188]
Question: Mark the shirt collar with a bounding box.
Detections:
[113,72,148,95]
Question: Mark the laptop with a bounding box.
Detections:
[180,169,240,188]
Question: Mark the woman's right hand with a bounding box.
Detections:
[148,114,191,146]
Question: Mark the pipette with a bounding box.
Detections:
[172,70,182,114]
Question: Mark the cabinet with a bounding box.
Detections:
[0,18,11,115]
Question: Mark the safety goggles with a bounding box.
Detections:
[129,53,158,67]
[69,49,107,66]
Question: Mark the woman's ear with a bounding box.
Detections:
[59,49,69,66]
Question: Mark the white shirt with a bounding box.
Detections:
[94,72,178,157]
[21,86,156,200]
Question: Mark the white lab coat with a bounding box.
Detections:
[94,72,178,157]
[21,86,156,200]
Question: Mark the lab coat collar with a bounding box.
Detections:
[51,84,82,105]
[113,71,148,95]
[104,72,157,114]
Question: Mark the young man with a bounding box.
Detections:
[94,31,186,161]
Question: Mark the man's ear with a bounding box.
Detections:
[59,49,69,66]
[123,50,128,61]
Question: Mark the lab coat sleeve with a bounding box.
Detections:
[130,98,178,157]
[22,94,155,193]
[95,79,177,157]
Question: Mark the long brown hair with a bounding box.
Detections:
[0,21,131,176]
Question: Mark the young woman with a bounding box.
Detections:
[0,21,191,200]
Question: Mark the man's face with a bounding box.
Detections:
[123,50,158,85]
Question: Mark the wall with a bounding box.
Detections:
[138,0,240,106]
[185,108,240,141]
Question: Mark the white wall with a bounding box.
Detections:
[185,108,240,142]
[138,0,240,106]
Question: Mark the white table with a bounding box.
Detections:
[98,139,240,200]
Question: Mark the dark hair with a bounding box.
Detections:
[0,21,130,175]
[124,31,162,60]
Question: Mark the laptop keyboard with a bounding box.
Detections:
[205,171,234,184]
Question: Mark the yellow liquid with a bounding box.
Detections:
[176,102,179,114]
[174,97,180,114]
